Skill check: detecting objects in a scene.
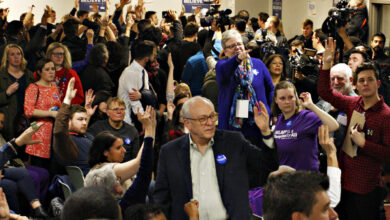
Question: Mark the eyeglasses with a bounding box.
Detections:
[185,113,218,125]
[52,52,65,57]
[108,108,126,112]
[225,42,243,49]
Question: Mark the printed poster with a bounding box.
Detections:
[182,0,211,13]
[79,0,106,12]
[272,0,282,19]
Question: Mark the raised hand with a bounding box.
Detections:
[74,0,79,9]
[253,101,271,135]
[85,89,97,117]
[318,125,338,167]
[137,106,156,138]
[180,4,186,17]
[299,92,313,109]
[167,9,177,21]
[318,125,336,155]
[3,8,8,17]
[64,77,77,103]
[193,6,201,15]
[237,49,251,61]
[323,37,336,69]
[126,15,134,28]
[167,99,175,120]
[91,3,99,13]
[14,122,43,146]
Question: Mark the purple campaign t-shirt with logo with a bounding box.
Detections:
[274,110,322,171]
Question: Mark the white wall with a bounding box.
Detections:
[281,0,333,39]
[3,0,73,24]
[235,0,269,21]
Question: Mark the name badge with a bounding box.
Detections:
[336,113,347,126]
[235,99,249,118]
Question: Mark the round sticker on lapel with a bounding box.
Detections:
[216,154,227,165]
[54,94,59,100]
[124,138,131,145]
[286,120,292,128]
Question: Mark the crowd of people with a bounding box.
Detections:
[0,0,389,219]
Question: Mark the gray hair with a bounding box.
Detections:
[182,96,214,119]
[84,166,117,195]
[330,63,353,79]
[221,29,242,49]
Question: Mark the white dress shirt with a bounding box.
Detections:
[118,61,148,125]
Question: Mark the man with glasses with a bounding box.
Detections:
[216,29,274,188]
[154,96,278,220]
[87,97,140,162]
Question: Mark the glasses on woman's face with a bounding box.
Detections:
[185,113,218,126]
[225,42,244,50]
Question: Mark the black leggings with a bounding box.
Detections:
[1,167,38,213]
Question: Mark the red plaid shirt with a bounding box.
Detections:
[318,69,390,194]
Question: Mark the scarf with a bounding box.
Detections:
[229,57,259,129]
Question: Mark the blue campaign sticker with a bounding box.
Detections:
[124,138,131,145]
[54,94,59,100]
[286,120,292,128]
[216,154,227,165]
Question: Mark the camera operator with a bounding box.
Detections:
[312,29,327,60]
[346,0,368,43]
[288,19,314,50]
[254,12,269,37]
[251,16,289,61]
[264,16,289,60]
[288,40,320,103]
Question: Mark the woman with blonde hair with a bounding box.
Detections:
[264,16,289,57]
[0,44,35,140]
[45,42,84,104]
[254,80,339,171]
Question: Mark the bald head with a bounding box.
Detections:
[182,96,214,119]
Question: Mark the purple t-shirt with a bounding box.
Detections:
[274,110,322,171]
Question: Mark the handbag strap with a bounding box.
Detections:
[33,83,40,103]
[58,68,69,89]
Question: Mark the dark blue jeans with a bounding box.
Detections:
[1,167,38,213]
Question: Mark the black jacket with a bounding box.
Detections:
[154,129,278,219]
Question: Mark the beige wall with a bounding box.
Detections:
[281,0,333,39]
[234,0,270,21]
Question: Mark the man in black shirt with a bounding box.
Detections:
[87,97,140,162]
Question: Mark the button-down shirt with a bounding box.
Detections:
[189,135,228,220]
[118,61,148,125]
[318,69,390,194]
